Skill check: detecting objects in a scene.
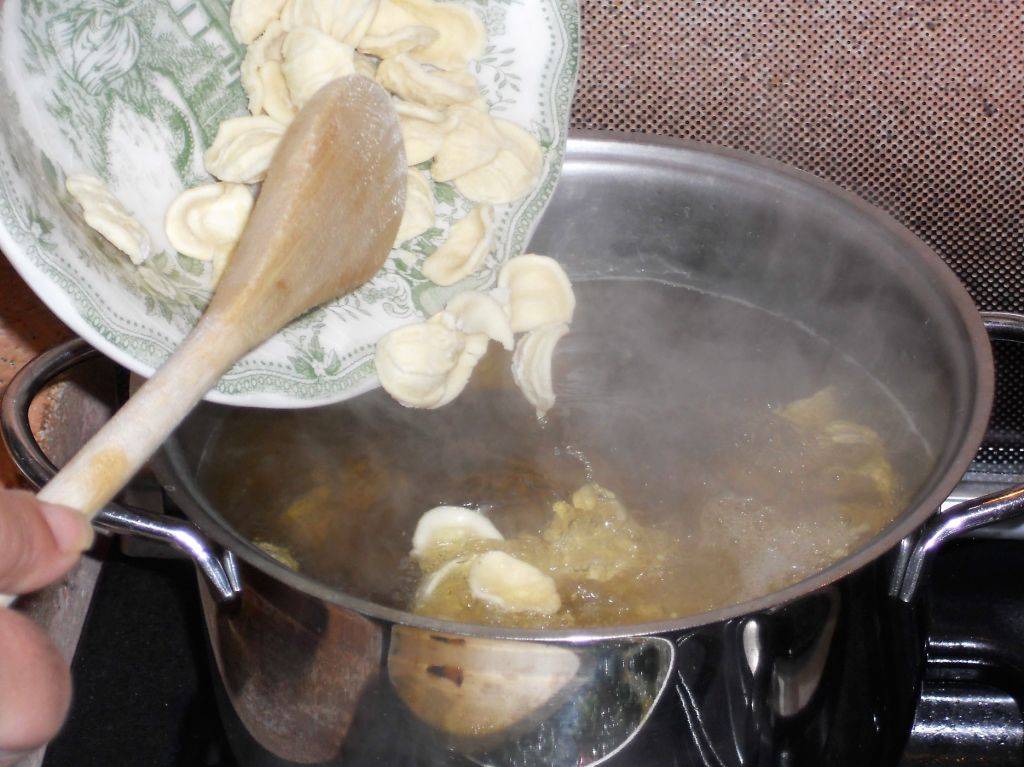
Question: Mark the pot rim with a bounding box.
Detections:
[154,130,995,642]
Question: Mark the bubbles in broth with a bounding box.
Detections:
[197,281,925,628]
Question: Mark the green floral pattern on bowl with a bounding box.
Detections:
[0,0,579,406]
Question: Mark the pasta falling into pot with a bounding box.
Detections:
[65,0,565,415]
[375,254,575,415]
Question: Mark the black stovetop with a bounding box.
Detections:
[40,535,1024,767]
[40,548,235,767]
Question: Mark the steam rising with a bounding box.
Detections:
[196,279,932,617]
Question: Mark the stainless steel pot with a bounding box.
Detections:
[6,133,1024,766]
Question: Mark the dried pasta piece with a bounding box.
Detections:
[394,169,434,244]
[443,290,513,350]
[66,174,152,265]
[375,312,490,409]
[497,254,575,333]
[421,205,494,286]
[260,63,298,123]
[164,182,254,280]
[511,322,569,418]
[399,113,456,166]
[281,26,356,107]
[366,0,485,71]
[354,53,378,79]
[280,0,378,46]
[376,319,465,408]
[241,22,296,123]
[230,0,289,44]
[376,54,478,110]
[433,329,489,407]
[357,25,437,58]
[393,97,445,122]
[454,119,543,205]
[204,116,286,184]
[431,106,503,182]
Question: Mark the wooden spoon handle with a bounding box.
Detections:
[0,79,405,610]
[38,318,247,519]
[0,297,242,613]
[2,331,227,608]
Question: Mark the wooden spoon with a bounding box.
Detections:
[33,75,405,534]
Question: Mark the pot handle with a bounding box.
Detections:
[0,339,238,602]
[895,311,1024,603]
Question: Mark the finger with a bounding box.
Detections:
[0,608,71,755]
[0,490,93,595]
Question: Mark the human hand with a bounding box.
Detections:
[0,489,93,763]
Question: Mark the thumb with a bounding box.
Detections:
[0,490,93,595]
[0,609,71,756]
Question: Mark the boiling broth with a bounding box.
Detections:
[196,280,931,626]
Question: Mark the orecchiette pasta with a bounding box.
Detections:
[392,97,445,123]
[453,118,543,205]
[497,254,575,333]
[394,169,435,244]
[375,316,480,409]
[468,551,561,614]
[430,106,503,182]
[66,174,152,265]
[511,322,569,418]
[399,113,456,166]
[281,26,356,107]
[230,0,289,45]
[358,25,437,59]
[365,0,485,71]
[375,320,462,408]
[433,329,488,407]
[375,54,478,110]
[443,290,513,350]
[164,182,254,266]
[411,506,503,559]
[353,52,378,79]
[261,63,297,123]
[280,0,378,46]
[204,116,286,184]
[241,22,295,121]
[421,205,494,286]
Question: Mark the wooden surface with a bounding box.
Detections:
[1,260,109,767]
[0,259,73,487]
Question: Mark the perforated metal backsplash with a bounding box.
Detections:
[976,340,1024,476]
[570,0,1024,476]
